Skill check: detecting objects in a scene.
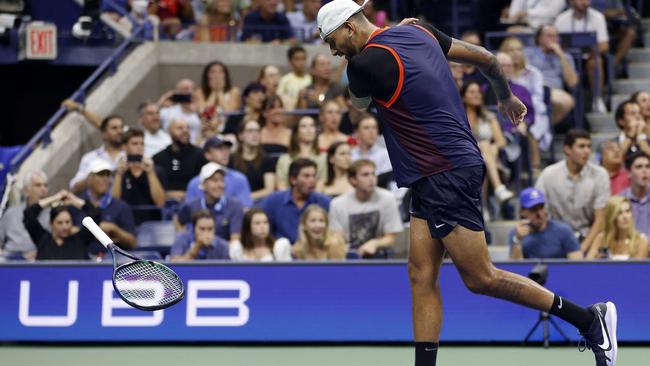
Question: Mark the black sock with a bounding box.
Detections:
[415,342,438,366]
[548,295,595,332]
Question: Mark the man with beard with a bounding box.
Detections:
[69,115,125,193]
[509,187,583,259]
[153,119,207,202]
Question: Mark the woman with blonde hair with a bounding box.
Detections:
[587,196,648,259]
[293,204,346,260]
[500,36,548,174]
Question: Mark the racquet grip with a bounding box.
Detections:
[82,216,113,247]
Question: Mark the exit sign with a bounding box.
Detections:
[23,22,57,60]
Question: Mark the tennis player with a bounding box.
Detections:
[317,1,617,365]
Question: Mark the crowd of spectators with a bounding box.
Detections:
[1,0,649,262]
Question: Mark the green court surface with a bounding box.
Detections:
[0,346,647,366]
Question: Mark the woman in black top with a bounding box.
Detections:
[230,119,276,203]
[24,190,101,260]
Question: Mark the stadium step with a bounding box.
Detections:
[591,132,617,150]
[587,112,617,133]
[611,94,630,113]
[629,62,650,78]
[485,220,517,247]
[613,78,650,94]
[643,18,650,30]
[628,48,650,63]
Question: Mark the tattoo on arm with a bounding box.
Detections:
[492,278,524,300]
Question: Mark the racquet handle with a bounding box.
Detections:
[82,216,113,248]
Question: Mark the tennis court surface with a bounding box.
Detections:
[1,345,648,366]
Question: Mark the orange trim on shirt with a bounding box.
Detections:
[412,24,438,42]
[367,27,389,43]
[365,43,404,109]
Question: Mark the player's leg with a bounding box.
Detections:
[443,225,617,366]
[408,215,445,366]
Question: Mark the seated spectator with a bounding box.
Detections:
[153,119,206,201]
[258,64,283,99]
[292,204,346,260]
[461,81,514,204]
[260,158,331,243]
[328,159,403,258]
[137,102,171,158]
[194,0,237,42]
[586,196,648,259]
[555,0,610,113]
[449,61,465,90]
[630,90,650,129]
[536,129,611,253]
[317,100,348,152]
[502,0,566,30]
[615,100,650,158]
[500,37,550,171]
[24,190,99,260]
[177,162,244,242]
[350,115,393,188]
[231,120,277,202]
[170,209,230,261]
[67,114,125,193]
[229,208,292,261]
[276,116,327,190]
[224,82,266,135]
[592,0,637,76]
[297,54,345,109]
[158,78,202,144]
[278,46,313,110]
[151,0,194,39]
[509,187,583,260]
[317,141,353,197]
[286,0,320,43]
[112,128,166,225]
[184,136,253,207]
[260,95,292,160]
[525,24,578,124]
[459,30,489,87]
[600,140,630,195]
[620,151,650,238]
[83,160,137,254]
[0,171,50,260]
[196,61,241,114]
[240,0,293,43]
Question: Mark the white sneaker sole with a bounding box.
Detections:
[605,301,618,366]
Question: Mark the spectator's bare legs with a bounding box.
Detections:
[614,27,637,67]
[442,225,555,310]
[478,140,505,190]
[550,88,575,124]
[528,135,541,174]
[408,216,445,342]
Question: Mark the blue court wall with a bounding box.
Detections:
[0,261,648,343]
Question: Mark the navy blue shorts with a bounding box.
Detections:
[409,164,485,239]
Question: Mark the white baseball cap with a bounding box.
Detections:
[88,159,114,175]
[200,162,227,183]
[317,0,369,40]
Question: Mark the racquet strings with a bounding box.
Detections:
[114,261,183,308]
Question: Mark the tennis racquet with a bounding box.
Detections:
[82,216,185,311]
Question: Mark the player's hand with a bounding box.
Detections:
[499,95,527,126]
[398,18,419,26]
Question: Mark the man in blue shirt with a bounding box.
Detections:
[178,162,244,243]
[240,0,294,43]
[185,136,252,207]
[82,159,136,255]
[509,187,583,259]
[260,158,330,243]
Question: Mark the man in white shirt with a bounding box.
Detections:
[158,78,202,144]
[137,102,171,157]
[350,115,393,188]
[555,0,610,113]
[286,0,320,43]
[69,115,125,193]
[329,159,403,258]
[506,0,567,29]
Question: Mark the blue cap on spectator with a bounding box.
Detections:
[520,187,545,209]
[203,136,233,151]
